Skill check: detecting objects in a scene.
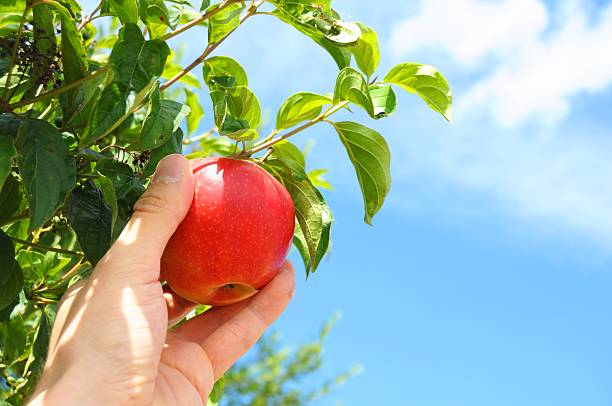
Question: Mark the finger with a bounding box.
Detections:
[95,154,194,285]
[165,285,198,327]
[172,297,253,341]
[198,261,294,379]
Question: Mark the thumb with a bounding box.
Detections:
[98,154,194,283]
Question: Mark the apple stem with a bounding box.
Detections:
[257,147,275,164]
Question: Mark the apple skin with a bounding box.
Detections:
[160,157,295,306]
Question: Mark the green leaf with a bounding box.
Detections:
[308,168,332,190]
[271,6,352,69]
[330,121,391,225]
[184,88,204,134]
[211,86,261,138]
[59,5,89,116]
[272,5,359,45]
[140,0,170,25]
[110,24,171,92]
[15,119,77,231]
[67,181,113,265]
[276,92,332,130]
[333,67,374,117]
[143,128,183,177]
[222,127,258,142]
[82,80,157,147]
[98,174,118,238]
[29,307,52,379]
[1,315,27,365]
[0,230,23,312]
[0,132,15,189]
[384,62,453,122]
[202,56,248,89]
[263,158,332,275]
[0,174,22,222]
[109,0,138,24]
[209,376,225,403]
[96,160,146,236]
[350,23,379,77]
[28,5,57,96]
[208,3,244,44]
[0,297,18,323]
[369,84,397,119]
[199,0,210,12]
[271,140,305,170]
[139,85,191,149]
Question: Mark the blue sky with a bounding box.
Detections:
[124,0,612,404]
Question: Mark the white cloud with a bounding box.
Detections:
[390,0,612,127]
[393,124,612,246]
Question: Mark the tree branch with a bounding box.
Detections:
[242,101,349,157]
[9,236,84,257]
[77,0,103,31]
[159,0,264,91]
[0,210,29,227]
[9,66,109,110]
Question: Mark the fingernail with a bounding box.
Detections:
[153,154,185,184]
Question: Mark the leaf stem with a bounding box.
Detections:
[242,101,349,156]
[9,236,84,257]
[37,260,87,293]
[159,0,264,91]
[77,0,103,31]
[183,127,217,145]
[257,147,274,164]
[0,210,29,227]
[9,66,109,110]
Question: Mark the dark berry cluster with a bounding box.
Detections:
[0,24,61,88]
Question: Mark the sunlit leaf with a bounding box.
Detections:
[329,121,390,224]
[384,62,452,122]
[276,92,332,130]
[138,85,190,149]
[350,23,379,77]
[333,67,374,117]
[207,3,244,44]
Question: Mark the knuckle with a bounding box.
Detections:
[133,193,168,215]
[225,317,257,349]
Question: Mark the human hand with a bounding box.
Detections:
[28,154,295,406]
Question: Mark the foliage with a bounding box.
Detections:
[0,0,451,403]
[220,315,361,406]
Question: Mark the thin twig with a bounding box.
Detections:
[0,210,29,227]
[37,260,87,292]
[242,101,349,157]
[160,0,241,41]
[159,0,264,91]
[9,67,109,109]
[9,236,84,257]
[77,0,103,31]
[183,127,217,145]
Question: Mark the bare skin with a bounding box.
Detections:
[28,154,295,406]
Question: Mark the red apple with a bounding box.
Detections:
[160,157,295,306]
